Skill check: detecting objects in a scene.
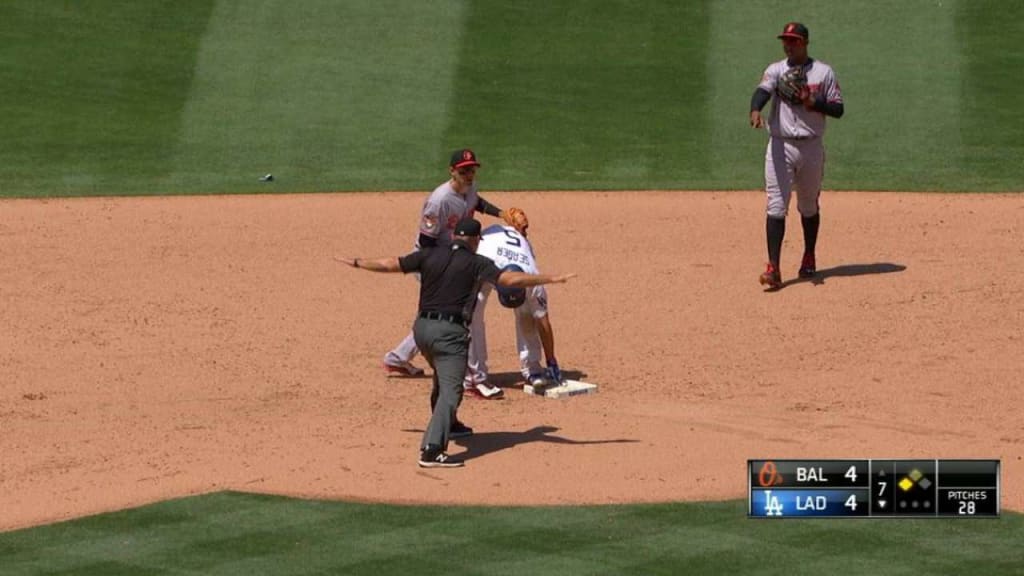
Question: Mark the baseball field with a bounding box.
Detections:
[2,1,1023,574]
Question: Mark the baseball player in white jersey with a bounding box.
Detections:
[465,218,562,396]
[382,149,510,379]
[750,22,844,289]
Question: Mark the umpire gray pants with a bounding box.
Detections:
[412,317,468,451]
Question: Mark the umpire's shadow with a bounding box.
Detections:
[776,262,906,289]
[452,425,638,461]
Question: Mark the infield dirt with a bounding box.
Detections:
[1,191,1021,530]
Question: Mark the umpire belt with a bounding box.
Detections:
[419,311,468,326]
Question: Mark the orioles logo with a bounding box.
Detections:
[422,215,437,231]
[758,461,784,487]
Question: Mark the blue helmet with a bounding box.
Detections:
[497,264,526,308]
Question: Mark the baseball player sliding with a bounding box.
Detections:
[465,209,562,396]
[750,22,844,289]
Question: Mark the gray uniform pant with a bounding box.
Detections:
[765,136,824,218]
[413,317,469,451]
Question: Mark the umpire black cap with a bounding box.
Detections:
[453,218,482,237]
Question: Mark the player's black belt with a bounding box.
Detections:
[419,311,468,325]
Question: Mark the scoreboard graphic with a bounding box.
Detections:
[748,460,1000,518]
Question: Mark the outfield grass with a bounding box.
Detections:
[1,2,215,197]
[2,1,1022,196]
[1,492,1021,575]
[445,1,713,190]
[957,0,1024,190]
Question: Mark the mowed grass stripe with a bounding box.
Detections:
[164,0,469,194]
[710,0,964,192]
[2,494,1022,575]
[0,493,278,574]
[445,1,711,190]
[957,0,1024,191]
[706,0,763,189]
[822,0,963,190]
[1,493,469,574]
[0,1,215,198]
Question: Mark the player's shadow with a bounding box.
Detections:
[771,262,906,290]
[452,425,638,461]
[486,370,588,389]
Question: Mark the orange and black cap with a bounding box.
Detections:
[450,149,481,169]
[778,22,809,41]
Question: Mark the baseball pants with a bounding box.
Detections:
[466,285,547,382]
[765,136,824,218]
[384,331,419,366]
[413,317,469,451]
[515,306,545,378]
[466,285,492,385]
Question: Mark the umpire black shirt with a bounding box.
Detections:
[399,241,503,319]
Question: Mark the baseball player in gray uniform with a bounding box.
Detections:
[382,149,510,377]
[750,22,844,289]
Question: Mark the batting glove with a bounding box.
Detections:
[546,359,562,384]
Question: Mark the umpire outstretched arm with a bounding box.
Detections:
[496,270,576,287]
[333,256,401,272]
[334,256,576,286]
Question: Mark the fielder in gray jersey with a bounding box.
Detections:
[750,22,844,290]
[382,149,509,377]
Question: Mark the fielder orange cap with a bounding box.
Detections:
[450,149,481,169]
[778,22,809,41]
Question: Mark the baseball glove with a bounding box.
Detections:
[502,207,529,235]
[777,66,807,105]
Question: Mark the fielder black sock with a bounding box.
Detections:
[766,216,785,267]
[801,213,820,256]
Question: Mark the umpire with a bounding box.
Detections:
[337,217,575,468]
